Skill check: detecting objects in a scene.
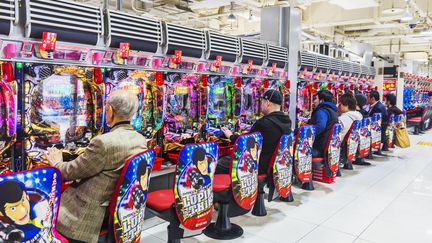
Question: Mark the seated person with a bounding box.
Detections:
[309,90,338,157]
[216,89,292,175]
[45,90,148,243]
[385,93,403,117]
[367,90,388,151]
[355,93,368,117]
[339,93,363,140]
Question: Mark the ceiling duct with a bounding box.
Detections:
[106,9,162,53]
[206,30,240,62]
[0,0,18,36]
[25,0,103,45]
[240,38,267,66]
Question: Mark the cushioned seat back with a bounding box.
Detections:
[345,120,361,162]
[0,167,66,242]
[324,123,342,173]
[109,149,155,243]
[230,133,262,210]
[269,133,294,200]
[359,117,372,157]
[386,114,396,147]
[371,113,382,149]
[173,142,218,231]
[293,126,316,183]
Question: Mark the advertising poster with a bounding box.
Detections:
[359,118,372,157]
[112,150,155,243]
[174,143,217,230]
[294,126,315,183]
[231,133,262,210]
[272,134,294,199]
[347,120,361,161]
[371,113,382,149]
[0,168,65,243]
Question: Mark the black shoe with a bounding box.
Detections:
[373,151,384,156]
[382,147,389,151]
[352,160,371,166]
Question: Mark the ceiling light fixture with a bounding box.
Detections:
[400,9,413,22]
[227,1,236,23]
[227,13,236,22]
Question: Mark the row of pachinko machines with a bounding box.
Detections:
[403,73,432,110]
[0,0,376,173]
[0,0,292,173]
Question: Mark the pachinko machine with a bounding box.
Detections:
[296,51,376,128]
[0,0,296,172]
[403,73,432,111]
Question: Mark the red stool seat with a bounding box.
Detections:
[312,157,324,163]
[408,117,422,123]
[147,189,175,212]
[213,174,231,192]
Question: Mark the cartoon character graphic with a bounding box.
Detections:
[231,134,262,210]
[295,128,314,182]
[113,151,154,243]
[300,129,313,157]
[273,136,294,198]
[131,161,150,211]
[239,137,259,174]
[174,144,217,231]
[0,180,52,242]
[184,147,212,190]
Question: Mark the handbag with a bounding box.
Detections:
[395,125,410,148]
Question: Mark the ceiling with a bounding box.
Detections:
[75,0,432,63]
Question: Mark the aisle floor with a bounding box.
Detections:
[141,130,432,243]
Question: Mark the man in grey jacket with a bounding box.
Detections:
[46,90,147,243]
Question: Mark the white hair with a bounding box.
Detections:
[107,90,139,120]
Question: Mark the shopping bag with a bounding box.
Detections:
[395,125,410,148]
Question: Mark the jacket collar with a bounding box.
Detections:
[110,121,133,132]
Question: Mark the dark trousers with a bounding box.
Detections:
[215,155,231,174]
[381,125,388,149]
[312,148,323,158]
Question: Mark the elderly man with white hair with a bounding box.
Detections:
[46,90,147,243]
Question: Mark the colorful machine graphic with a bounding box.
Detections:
[387,114,395,148]
[347,120,361,161]
[272,133,294,199]
[231,133,262,210]
[0,167,66,242]
[326,123,342,173]
[23,65,104,169]
[174,142,217,230]
[294,126,315,183]
[111,149,155,243]
[371,113,382,149]
[359,117,372,157]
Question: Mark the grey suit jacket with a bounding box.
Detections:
[55,124,147,243]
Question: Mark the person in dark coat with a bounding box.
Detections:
[368,90,389,151]
[385,93,403,117]
[309,90,338,157]
[355,93,368,117]
[217,89,292,175]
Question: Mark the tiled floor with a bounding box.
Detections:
[142,130,432,243]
